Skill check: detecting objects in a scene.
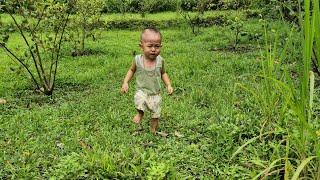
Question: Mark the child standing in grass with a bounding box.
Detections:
[121,27,173,134]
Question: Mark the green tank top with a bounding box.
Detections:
[135,54,163,95]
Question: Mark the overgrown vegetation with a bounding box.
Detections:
[232,0,320,178]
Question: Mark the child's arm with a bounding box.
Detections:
[121,61,136,93]
[161,62,173,95]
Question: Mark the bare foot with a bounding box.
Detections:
[133,113,143,124]
[151,128,157,134]
[150,118,159,134]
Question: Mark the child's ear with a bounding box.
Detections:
[139,43,143,50]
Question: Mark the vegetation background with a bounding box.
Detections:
[0,0,320,179]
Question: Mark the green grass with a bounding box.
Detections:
[0,12,319,179]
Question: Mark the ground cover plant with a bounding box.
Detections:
[1,3,320,179]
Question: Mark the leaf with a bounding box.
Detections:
[2,34,9,43]
[291,156,317,180]
[309,71,314,118]
[56,141,64,149]
[253,158,284,180]
[156,131,169,137]
[141,141,154,148]
[0,98,7,104]
[230,131,276,160]
[174,131,184,138]
[79,140,92,149]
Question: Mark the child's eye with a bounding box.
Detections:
[146,44,161,49]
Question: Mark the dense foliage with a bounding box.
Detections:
[101,0,266,13]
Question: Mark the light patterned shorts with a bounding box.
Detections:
[134,90,162,118]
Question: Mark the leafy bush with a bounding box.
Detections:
[253,0,301,23]
[105,15,228,30]
[227,16,246,49]
[101,0,254,13]
[66,0,105,56]
[102,0,178,14]
[244,9,263,18]
[0,0,70,96]
[220,0,253,10]
[178,0,210,35]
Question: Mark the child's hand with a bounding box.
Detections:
[167,85,173,95]
[121,83,129,93]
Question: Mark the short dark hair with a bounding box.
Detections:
[140,27,162,42]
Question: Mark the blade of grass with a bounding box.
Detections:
[253,158,284,180]
[285,136,290,180]
[230,131,279,161]
[291,156,317,180]
[308,71,314,121]
[315,0,320,69]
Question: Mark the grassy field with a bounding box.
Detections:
[0,11,319,179]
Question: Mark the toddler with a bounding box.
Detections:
[121,27,173,134]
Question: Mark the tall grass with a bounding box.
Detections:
[316,1,320,72]
[286,0,319,177]
[232,0,320,178]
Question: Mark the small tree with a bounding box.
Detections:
[0,0,70,95]
[118,0,134,15]
[138,0,158,18]
[67,0,105,56]
[228,16,247,49]
[178,0,213,35]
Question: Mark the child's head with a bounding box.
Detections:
[139,27,162,60]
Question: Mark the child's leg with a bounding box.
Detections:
[150,118,159,134]
[133,109,144,124]
[148,94,161,134]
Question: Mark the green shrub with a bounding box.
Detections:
[105,15,228,30]
[101,0,252,13]
[66,0,105,56]
[220,0,253,10]
[0,0,70,96]
[256,0,301,23]
[102,0,178,13]
[244,9,262,19]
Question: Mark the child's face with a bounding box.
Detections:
[140,31,162,61]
